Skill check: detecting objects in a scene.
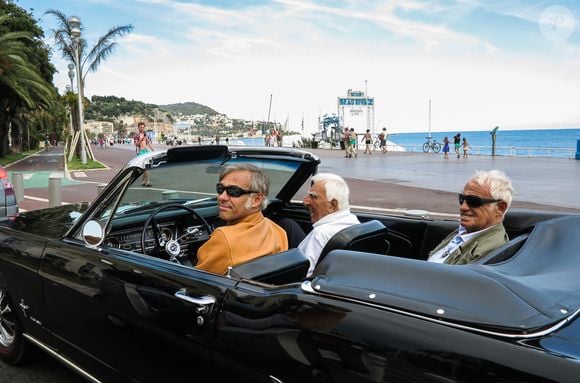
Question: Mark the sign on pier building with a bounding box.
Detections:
[338,89,375,134]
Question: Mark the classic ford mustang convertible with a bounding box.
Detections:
[0,145,579,382]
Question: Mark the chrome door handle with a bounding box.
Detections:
[174,288,216,314]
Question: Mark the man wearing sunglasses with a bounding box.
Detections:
[428,170,514,265]
[298,173,360,276]
[196,164,288,274]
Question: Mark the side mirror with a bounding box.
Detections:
[82,220,104,247]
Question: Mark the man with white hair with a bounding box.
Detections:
[298,173,360,275]
[428,169,514,265]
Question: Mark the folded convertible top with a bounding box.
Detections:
[309,216,580,333]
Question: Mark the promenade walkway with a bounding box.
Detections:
[8,144,580,216]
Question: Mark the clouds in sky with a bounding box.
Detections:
[23,0,580,133]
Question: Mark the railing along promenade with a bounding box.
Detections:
[391,144,577,159]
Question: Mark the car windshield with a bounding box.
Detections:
[113,157,301,218]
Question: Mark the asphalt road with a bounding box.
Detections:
[2,143,580,382]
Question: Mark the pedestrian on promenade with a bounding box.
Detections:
[442,136,450,159]
[362,129,373,155]
[135,122,154,187]
[427,170,513,265]
[348,128,358,158]
[378,127,387,153]
[462,137,471,158]
[343,128,350,157]
[298,173,360,276]
[454,133,461,158]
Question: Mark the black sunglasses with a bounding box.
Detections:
[216,183,258,197]
[459,194,502,208]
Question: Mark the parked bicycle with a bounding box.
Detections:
[422,137,441,153]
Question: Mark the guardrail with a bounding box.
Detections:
[398,145,576,159]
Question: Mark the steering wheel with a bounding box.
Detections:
[141,204,212,262]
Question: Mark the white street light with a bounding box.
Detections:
[67,63,75,90]
[68,15,87,164]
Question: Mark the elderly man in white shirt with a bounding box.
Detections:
[298,173,360,276]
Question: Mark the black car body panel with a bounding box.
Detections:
[0,146,579,382]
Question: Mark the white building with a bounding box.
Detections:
[338,89,375,134]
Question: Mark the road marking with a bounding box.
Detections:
[23,174,33,180]
[50,172,64,178]
[24,195,49,202]
[74,172,87,177]
[23,195,71,205]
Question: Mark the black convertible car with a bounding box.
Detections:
[1,145,579,382]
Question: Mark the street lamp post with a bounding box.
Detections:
[68,16,87,164]
[67,63,75,90]
[65,85,74,137]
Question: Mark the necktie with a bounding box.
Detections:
[443,235,463,258]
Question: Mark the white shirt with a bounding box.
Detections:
[428,225,495,263]
[298,209,360,276]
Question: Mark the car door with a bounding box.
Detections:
[39,239,235,383]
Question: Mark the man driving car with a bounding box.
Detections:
[195,164,288,274]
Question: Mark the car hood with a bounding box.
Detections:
[10,204,89,238]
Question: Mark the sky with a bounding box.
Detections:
[15,0,580,134]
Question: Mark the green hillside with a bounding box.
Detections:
[159,102,219,116]
[84,96,219,121]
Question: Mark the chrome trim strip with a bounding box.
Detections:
[301,281,580,339]
[23,334,103,383]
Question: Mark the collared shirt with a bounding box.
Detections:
[298,209,360,276]
[196,211,288,275]
[428,225,495,263]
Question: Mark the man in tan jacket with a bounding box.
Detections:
[196,164,288,274]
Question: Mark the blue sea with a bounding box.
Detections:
[234,128,580,159]
[388,128,580,159]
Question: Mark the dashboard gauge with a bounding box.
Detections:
[105,237,120,248]
[160,227,173,242]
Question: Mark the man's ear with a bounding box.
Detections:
[251,193,264,209]
[329,198,338,212]
[496,201,508,216]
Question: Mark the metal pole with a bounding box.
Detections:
[266,94,273,135]
[428,99,432,139]
[74,44,87,164]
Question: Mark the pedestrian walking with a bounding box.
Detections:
[442,136,450,159]
[462,137,471,158]
[343,128,350,157]
[362,129,372,155]
[135,122,154,186]
[454,133,461,158]
[378,127,387,153]
[348,128,358,158]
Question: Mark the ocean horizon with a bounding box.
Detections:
[386,128,580,159]
[233,128,580,159]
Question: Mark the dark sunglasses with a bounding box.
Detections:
[459,194,502,208]
[216,183,258,197]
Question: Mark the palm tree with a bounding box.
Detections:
[45,10,132,160]
[0,14,56,156]
[45,9,133,94]
[0,15,55,109]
